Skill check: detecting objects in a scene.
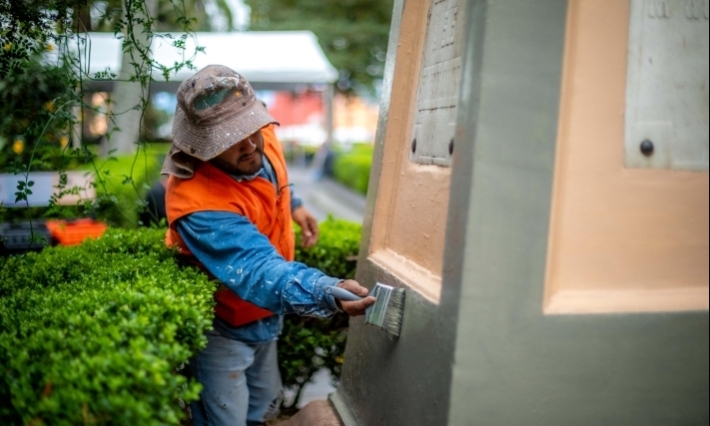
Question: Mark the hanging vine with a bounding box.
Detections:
[0,0,203,237]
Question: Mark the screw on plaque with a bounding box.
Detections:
[640,139,654,156]
[411,138,417,154]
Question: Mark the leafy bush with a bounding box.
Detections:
[0,50,77,173]
[80,145,169,228]
[280,216,362,408]
[332,143,373,195]
[0,145,170,226]
[283,143,319,166]
[0,217,363,422]
[0,228,216,425]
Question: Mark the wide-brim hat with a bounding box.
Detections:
[162,64,278,177]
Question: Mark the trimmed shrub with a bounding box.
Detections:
[332,144,373,195]
[0,217,363,421]
[279,217,362,408]
[0,228,215,425]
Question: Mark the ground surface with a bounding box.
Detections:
[287,165,366,224]
[286,164,366,410]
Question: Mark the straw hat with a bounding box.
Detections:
[162,65,278,178]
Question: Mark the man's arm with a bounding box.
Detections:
[288,186,319,248]
[290,185,303,212]
[176,210,343,317]
[292,206,318,248]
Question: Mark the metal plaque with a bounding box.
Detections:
[625,0,709,170]
[410,0,466,167]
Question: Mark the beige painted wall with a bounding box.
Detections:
[367,0,452,303]
[544,0,710,314]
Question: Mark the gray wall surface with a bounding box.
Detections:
[331,0,458,424]
[333,1,710,425]
[448,1,709,424]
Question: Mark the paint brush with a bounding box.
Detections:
[324,283,405,337]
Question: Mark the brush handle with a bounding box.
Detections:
[324,285,364,301]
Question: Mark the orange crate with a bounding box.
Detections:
[45,219,108,246]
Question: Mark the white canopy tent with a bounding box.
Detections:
[71,31,338,91]
[63,31,338,146]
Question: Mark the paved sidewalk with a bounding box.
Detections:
[288,165,366,224]
[290,368,337,409]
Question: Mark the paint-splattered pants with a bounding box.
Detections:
[189,329,283,426]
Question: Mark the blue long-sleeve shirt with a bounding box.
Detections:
[175,156,341,343]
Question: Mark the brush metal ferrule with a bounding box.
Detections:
[365,283,394,328]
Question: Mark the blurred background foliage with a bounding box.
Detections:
[0,51,79,173]
[332,143,373,195]
[86,0,235,33]
[75,143,168,228]
[2,0,394,91]
[0,1,73,78]
[245,0,394,95]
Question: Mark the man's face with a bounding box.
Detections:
[210,130,265,175]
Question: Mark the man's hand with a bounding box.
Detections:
[292,206,319,248]
[337,279,376,316]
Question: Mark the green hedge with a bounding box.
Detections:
[0,217,362,422]
[332,144,374,195]
[280,217,362,408]
[0,228,215,425]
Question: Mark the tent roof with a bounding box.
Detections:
[73,31,338,91]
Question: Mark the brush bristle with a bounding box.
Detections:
[381,287,404,336]
[365,283,405,337]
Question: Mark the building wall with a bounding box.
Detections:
[266,90,379,146]
[331,0,457,424]
[448,0,708,424]
[545,0,709,315]
[333,95,379,143]
[268,91,324,127]
[335,0,709,425]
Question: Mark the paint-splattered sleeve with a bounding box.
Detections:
[175,210,341,317]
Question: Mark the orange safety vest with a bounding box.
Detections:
[165,124,295,327]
